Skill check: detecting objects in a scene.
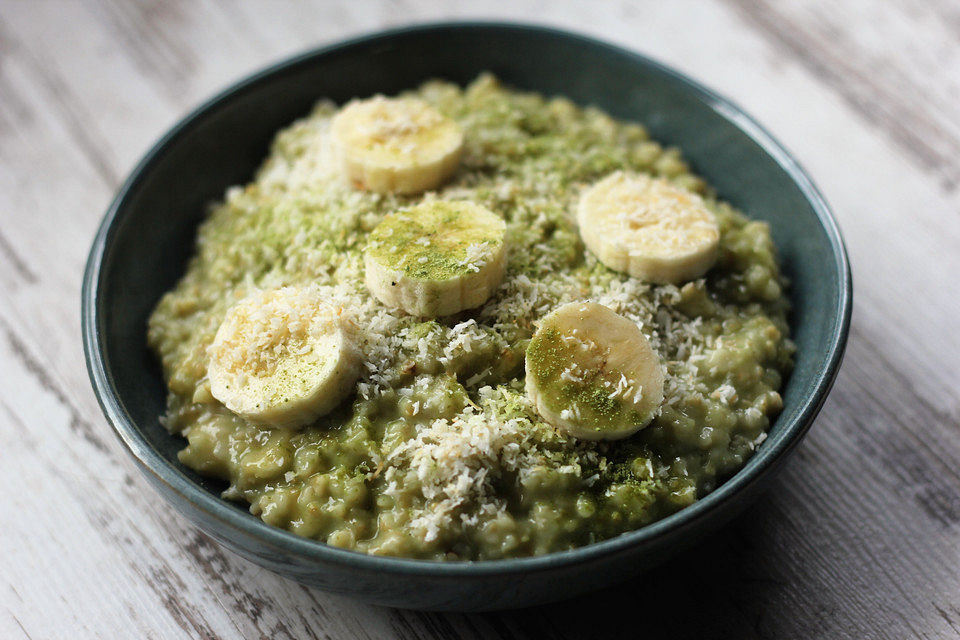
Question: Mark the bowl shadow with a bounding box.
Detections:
[487,500,780,637]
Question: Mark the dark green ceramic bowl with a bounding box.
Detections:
[82,22,851,611]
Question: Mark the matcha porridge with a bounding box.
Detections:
[148,74,793,560]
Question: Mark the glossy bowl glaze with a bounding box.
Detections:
[82,22,851,611]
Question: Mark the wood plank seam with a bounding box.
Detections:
[0,17,120,187]
[723,0,960,192]
[0,230,40,285]
[0,318,111,455]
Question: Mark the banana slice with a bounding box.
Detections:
[330,95,463,194]
[525,302,664,440]
[207,287,361,429]
[364,200,507,317]
[577,171,719,284]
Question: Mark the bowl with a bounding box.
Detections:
[82,22,851,611]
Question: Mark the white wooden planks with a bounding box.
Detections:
[1,1,957,638]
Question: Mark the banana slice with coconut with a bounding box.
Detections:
[207,287,361,429]
[330,95,463,194]
[577,171,720,284]
[525,301,664,440]
[364,200,507,317]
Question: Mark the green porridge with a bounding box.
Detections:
[147,74,793,560]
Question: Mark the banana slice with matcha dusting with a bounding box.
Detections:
[364,200,507,317]
[207,287,361,429]
[330,95,463,194]
[525,302,664,440]
[577,171,720,284]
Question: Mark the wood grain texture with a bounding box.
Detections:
[725,0,960,192]
[1,1,958,638]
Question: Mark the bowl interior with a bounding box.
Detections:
[87,24,848,557]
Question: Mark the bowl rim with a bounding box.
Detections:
[82,20,852,577]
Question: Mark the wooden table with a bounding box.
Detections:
[2,2,958,638]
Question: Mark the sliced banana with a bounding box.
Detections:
[364,200,507,317]
[577,171,719,284]
[330,95,463,194]
[525,302,664,440]
[207,287,361,429]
